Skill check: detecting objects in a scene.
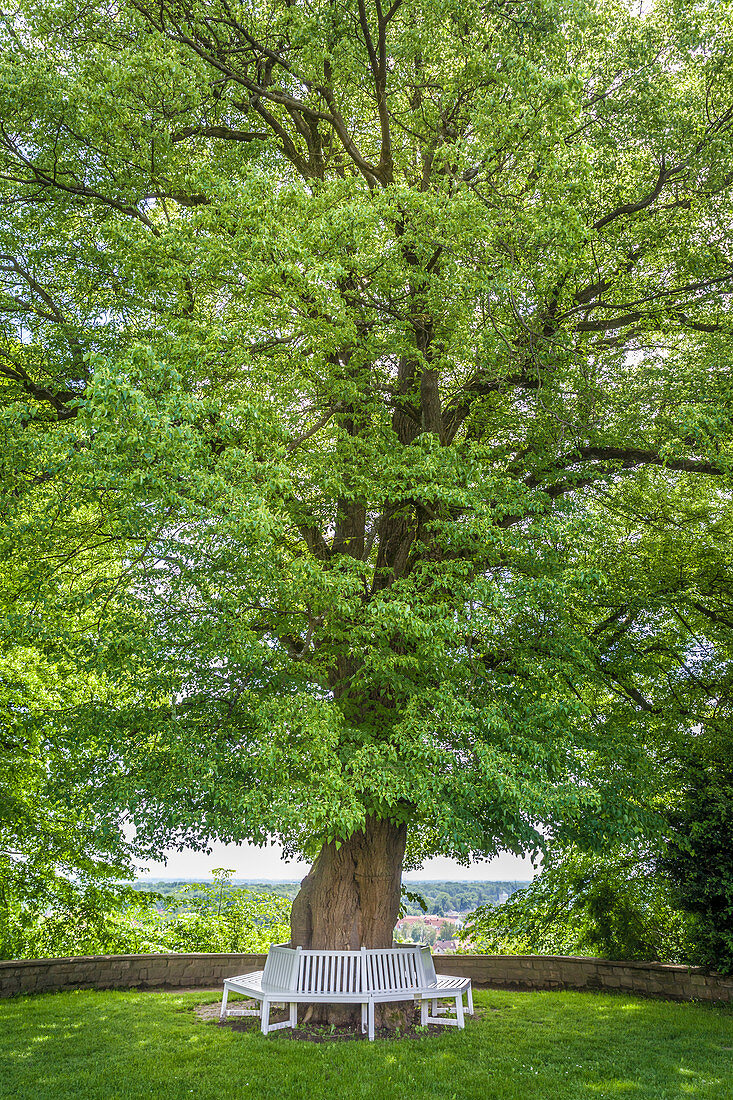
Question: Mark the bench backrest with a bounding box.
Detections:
[262,943,433,995]
[362,947,423,994]
[297,949,365,995]
[262,944,301,991]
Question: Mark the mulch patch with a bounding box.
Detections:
[194,1000,472,1041]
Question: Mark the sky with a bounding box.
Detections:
[137,841,538,882]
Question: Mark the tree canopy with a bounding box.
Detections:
[2,0,733,948]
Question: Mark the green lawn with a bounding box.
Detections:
[1,988,731,1100]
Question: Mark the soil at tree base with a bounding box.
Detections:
[201,1003,458,1042]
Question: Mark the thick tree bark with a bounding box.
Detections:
[289,816,408,1029]
[290,815,407,949]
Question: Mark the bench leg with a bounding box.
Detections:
[289,1003,297,1029]
[261,999,270,1036]
[421,991,469,1028]
[361,1002,367,1035]
[368,1000,375,1042]
[220,985,229,1021]
[466,984,474,1015]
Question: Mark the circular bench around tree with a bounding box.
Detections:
[220,943,473,1040]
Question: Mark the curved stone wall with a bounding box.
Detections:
[2,951,732,1002]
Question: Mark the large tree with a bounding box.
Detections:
[2,0,733,952]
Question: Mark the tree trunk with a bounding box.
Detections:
[289,815,408,1030]
[291,815,407,949]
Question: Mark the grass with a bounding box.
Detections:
[1,988,731,1100]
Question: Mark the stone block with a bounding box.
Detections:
[643,980,669,995]
[35,979,58,993]
[95,971,121,986]
[616,967,637,980]
[161,963,188,978]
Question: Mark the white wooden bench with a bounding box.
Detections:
[220,943,472,1040]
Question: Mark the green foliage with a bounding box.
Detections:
[135,878,528,915]
[0,883,168,961]
[2,0,733,938]
[398,886,428,918]
[0,614,139,958]
[394,917,458,945]
[131,878,302,910]
[662,752,733,974]
[400,920,438,946]
[156,869,291,953]
[396,881,527,916]
[2,869,291,960]
[463,845,691,963]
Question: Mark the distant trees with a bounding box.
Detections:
[399,882,527,915]
[156,871,292,954]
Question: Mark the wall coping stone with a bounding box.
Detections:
[2,952,262,968]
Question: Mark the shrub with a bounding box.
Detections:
[462,844,691,962]
[662,757,733,974]
[1,868,291,959]
[157,868,291,953]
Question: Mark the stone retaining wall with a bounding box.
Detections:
[433,954,733,1002]
[2,951,732,1002]
[0,953,267,998]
